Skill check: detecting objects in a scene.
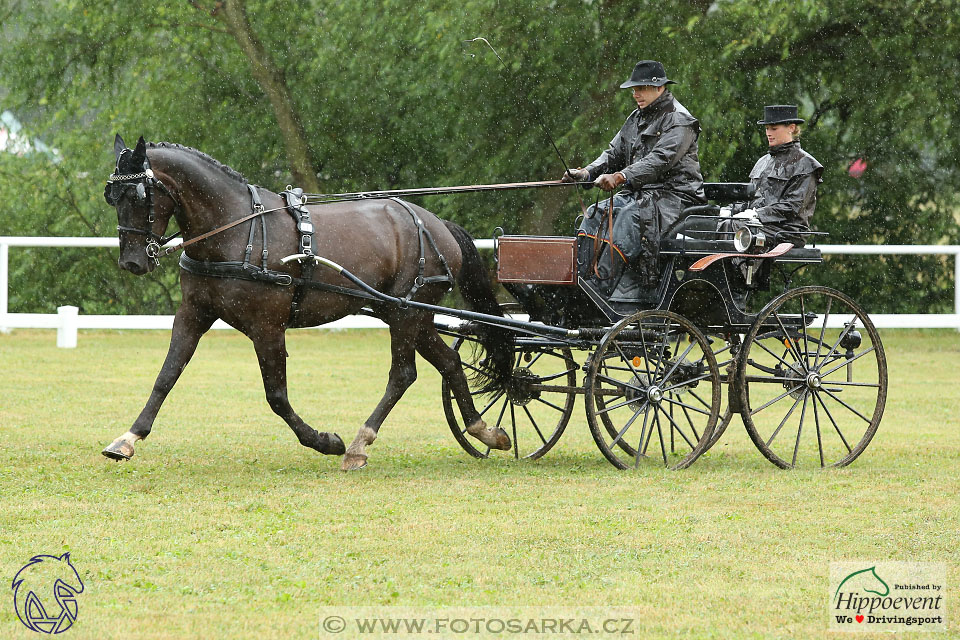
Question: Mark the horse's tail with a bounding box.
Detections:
[443,220,513,392]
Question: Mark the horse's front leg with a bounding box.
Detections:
[252,329,346,457]
[102,304,215,460]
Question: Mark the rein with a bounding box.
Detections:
[156,204,288,259]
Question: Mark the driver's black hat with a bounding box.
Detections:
[619,60,676,88]
[757,105,805,125]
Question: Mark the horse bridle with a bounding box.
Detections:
[105,149,182,264]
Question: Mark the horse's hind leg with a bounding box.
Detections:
[341,317,420,471]
[252,329,346,457]
[102,304,215,460]
[414,322,511,450]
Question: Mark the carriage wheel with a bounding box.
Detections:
[585,310,720,470]
[734,286,887,468]
[442,335,578,460]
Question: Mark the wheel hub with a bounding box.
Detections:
[625,373,650,410]
[806,372,822,389]
[782,363,807,399]
[507,367,539,406]
[647,385,664,404]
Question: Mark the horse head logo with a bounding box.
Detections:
[11,553,85,634]
[834,565,890,601]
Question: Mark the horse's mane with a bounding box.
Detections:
[148,142,248,185]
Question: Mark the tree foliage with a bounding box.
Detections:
[1,0,957,314]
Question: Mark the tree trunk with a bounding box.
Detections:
[216,0,321,192]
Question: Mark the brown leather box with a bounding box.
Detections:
[497,236,576,285]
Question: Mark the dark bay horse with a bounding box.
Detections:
[102,135,512,470]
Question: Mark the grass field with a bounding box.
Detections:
[0,328,958,639]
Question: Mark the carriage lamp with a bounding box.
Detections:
[840,329,862,350]
[733,225,767,253]
[840,328,862,382]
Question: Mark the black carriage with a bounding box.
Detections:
[437,183,888,470]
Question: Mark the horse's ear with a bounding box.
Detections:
[133,136,147,160]
[114,134,126,159]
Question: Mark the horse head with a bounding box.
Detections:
[105,134,180,275]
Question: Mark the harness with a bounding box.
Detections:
[106,148,456,322]
[176,193,455,317]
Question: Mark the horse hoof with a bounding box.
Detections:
[341,453,368,471]
[326,433,346,456]
[466,421,512,451]
[102,438,135,461]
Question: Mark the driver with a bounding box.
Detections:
[562,60,705,298]
[724,105,823,247]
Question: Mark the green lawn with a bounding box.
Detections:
[0,328,957,639]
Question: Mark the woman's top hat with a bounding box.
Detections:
[619,60,677,88]
[757,105,805,125]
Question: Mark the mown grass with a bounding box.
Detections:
[0,328,957,639]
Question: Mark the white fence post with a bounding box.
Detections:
[57,305,79,348]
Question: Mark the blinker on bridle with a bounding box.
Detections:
[106,148,181,265]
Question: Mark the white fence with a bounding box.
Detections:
[2,236,959,347]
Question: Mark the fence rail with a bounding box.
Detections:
[2,236,959,347]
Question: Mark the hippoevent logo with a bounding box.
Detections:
[11,553,85,634]
[829,562,946,632]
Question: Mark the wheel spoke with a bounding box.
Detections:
[813,297,832,369]
[814,391,853,454]
[510,402,519,459]
[477,391,505,418]
[818,346,877,379]
[462,360,485,375]
[773,312,807,370]
[534,396,566,413]
[791,394,809,466]
[660,405,697,450]
[688,388,712,411]
[678,397,701,441]
[659,394,711,416]
[636,321,657,381]
[652,320,673,380]
[640,405,656,457]
[610,402,648,448]
[813,390,824,467]
[752,338,800,372]
[633,406,653,469]
[764,392,805,448]
[494,395,509,430]
[798,294,814,371]
[662,372,713,393]
[660,339,698,388]
[819,387,874,424]
[595,373,644,393]
[613,341,650,385]
[751,383,805,416]
[655,409,668,465]
[522,404,548,445]
[818,319,860,375]
[817,380,881,389]
[596,396,644,416]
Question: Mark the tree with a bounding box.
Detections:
[1,0,957,314]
